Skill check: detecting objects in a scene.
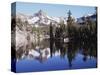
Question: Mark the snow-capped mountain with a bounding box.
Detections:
[16,10,67,26]
[28,10,53,25]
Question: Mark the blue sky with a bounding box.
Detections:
[16,2,96,18]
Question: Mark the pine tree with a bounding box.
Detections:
[50,22,53,39]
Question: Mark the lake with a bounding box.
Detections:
[14,38,97,72]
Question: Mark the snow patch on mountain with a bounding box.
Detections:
[16,10,67,26]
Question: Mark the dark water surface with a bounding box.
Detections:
[15,38,97,72]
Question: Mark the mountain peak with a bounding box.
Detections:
[22,10,67,25]
[38,9,43,14]
[34,9,46,17]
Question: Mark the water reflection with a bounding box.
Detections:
[16,37,97,69]
[16,39,50,63]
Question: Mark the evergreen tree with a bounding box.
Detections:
[50,22,53,39]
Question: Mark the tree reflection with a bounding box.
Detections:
[15,35,97,67]
[50,34,97,67]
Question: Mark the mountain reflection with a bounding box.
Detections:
[16,37,97,67]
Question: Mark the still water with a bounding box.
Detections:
[15,38,97,72]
